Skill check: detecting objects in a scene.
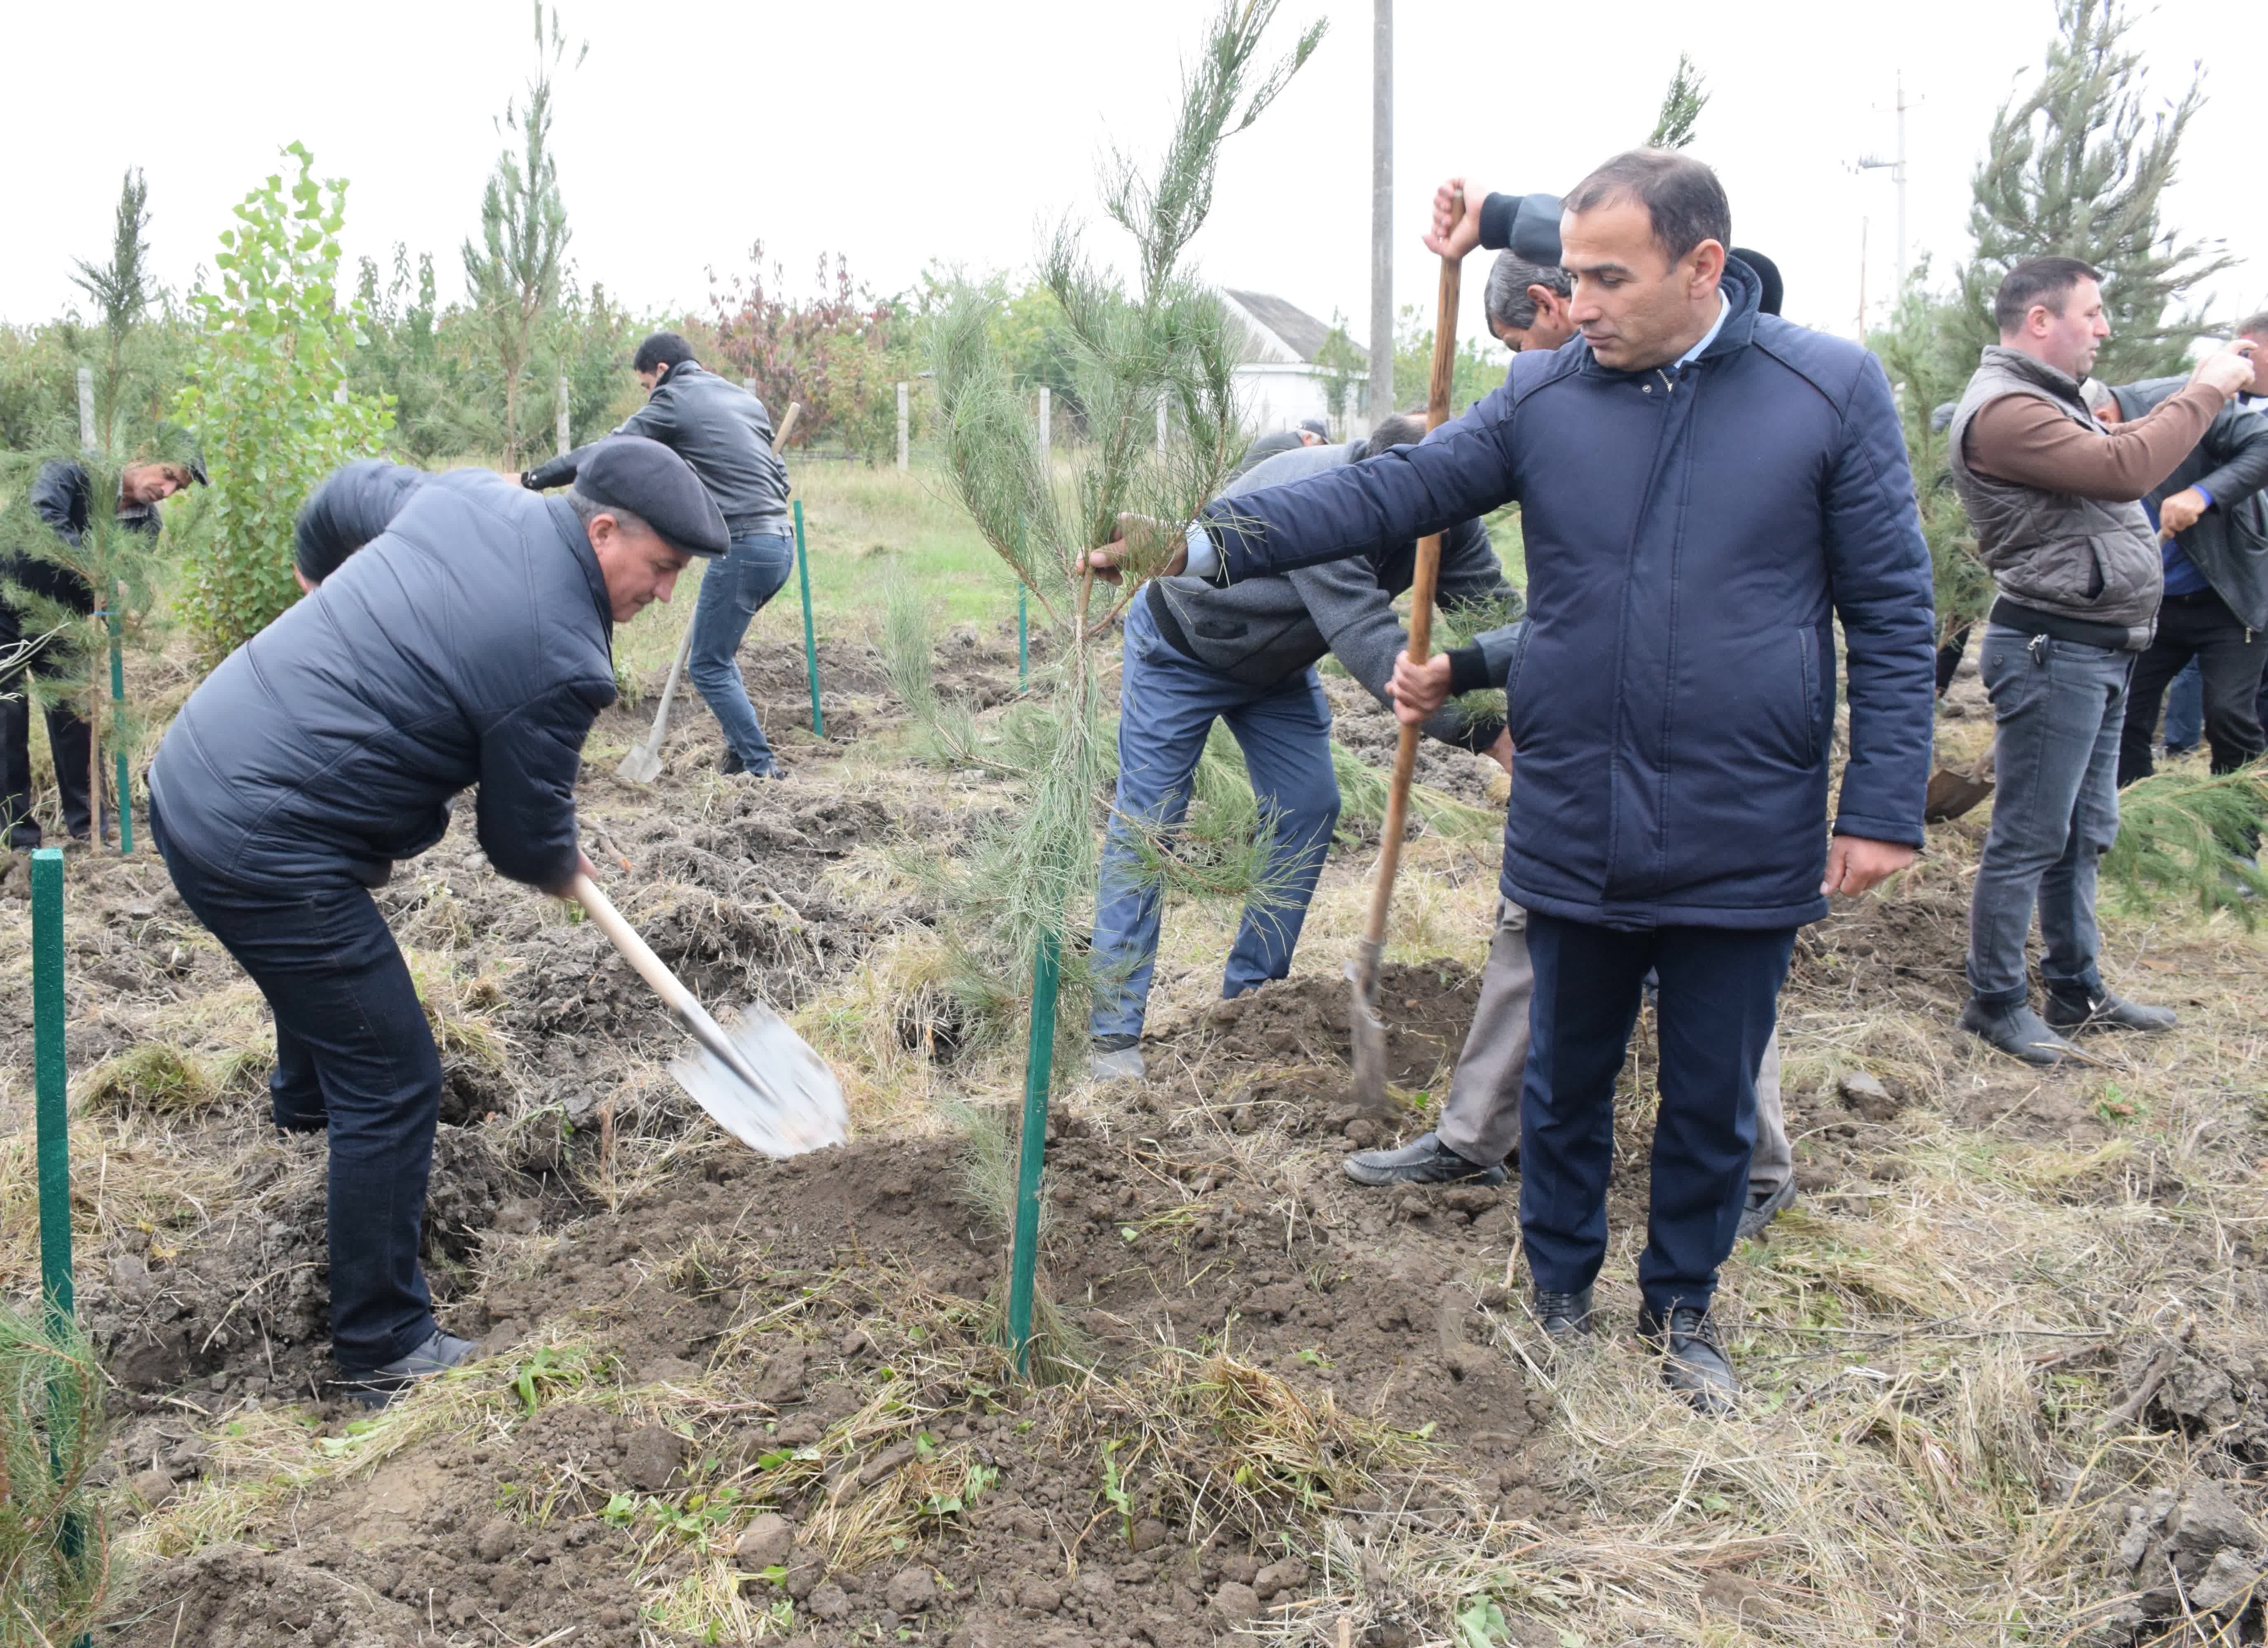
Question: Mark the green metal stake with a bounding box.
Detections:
[1004,928,1061,1374]
[1017,585,1029,692]
[108,611,131,854]
[33,847,72,1329]
[793,499,823,737]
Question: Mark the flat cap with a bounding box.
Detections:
[573,435,730,557]
[1298,417,1329,438]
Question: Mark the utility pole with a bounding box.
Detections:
[1855,69,1909,296]
[1368,0,1393,421]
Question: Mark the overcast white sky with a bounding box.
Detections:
[4,0,2259,351]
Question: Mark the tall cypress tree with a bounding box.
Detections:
[1956,0,2231,382]
[1647,53,1709,150]
[69,169,154,449]
[463,4,581,467]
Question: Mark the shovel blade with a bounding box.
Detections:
[1345,942,1389,1111]
[617,744,663,786]
[669,1000,848,1157]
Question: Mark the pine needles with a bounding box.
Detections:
[0,1305,107,1646]
[2102,764,2268,921]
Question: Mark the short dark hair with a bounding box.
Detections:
[1992,258,2103,334]
[1484,251,1573,334]
[1565,149,1731,265]
[1364,410,1428,459]
[631,331,696,374]
[2235,311,2268,342]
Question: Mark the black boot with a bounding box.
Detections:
[2044,986,2176,1034]
[1637,1304,1737,1415]
[1958,999,2077,1066]
[1343,1131,1506,1188]
[1532,1285,1595,1349]
[345,1329,477,1409]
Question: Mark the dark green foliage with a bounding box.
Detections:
[1869,270,1996,638]
[0,1305,108,1644]
[172,143,393,659]
[2103,767,2268,922]
[1390,305,1503,416]
[462,4,583,467]
[1954,0,2231,382]
[1647,52,1710,150]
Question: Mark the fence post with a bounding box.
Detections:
[793,499,823,738]
[76,368,95,452]
[33,848,72,1334]
[557,376,571,457]
[896,382,909,473]
[1156,396,1167,454]
[1005,927,1061,1374]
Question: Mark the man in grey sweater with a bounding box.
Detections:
[1090,414,1517,1079]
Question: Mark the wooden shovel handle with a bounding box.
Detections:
[1362,192,1466,952]
[772,402,802,452]
[570,872,695,1021]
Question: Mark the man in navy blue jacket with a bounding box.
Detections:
[1093,151,1935,1412]
[149,438,727,1404]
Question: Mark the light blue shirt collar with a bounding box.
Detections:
[1673,291,1732,372]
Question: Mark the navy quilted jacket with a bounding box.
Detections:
[1197,260,1936,929]
[150,465,616,891]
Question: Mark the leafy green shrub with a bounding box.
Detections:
[172,142,392,660]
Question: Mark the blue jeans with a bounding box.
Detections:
[1966,625,2130,1007]
[688,532,795,773]
[150,798,442,1373]
[1519,912,1793,1317]
[1089,598,1340,1040]
[2160,656,2202,753]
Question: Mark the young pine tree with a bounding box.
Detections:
[1647,52,1710,150]
[463,3,583,468]
[1955,0,2231,381]
[68,169,154,451]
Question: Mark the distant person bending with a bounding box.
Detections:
[1229,417,1329,479]
[1,455,200,848]
[524,332,797,778]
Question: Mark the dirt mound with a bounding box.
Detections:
[1142,960,1481,1128]
[1790,884,1972,1007]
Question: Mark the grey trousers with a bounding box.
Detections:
[1435,898,1791,1195]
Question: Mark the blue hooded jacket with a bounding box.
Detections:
[1197,260,1935,929]
[150,465,617,892]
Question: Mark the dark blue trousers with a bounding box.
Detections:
[151,799,442,1373]
[1520,911,1794,1318]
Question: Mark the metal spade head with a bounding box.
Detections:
[617,740,664,786]
[669,997,848,1157]
[1346,940,1390,1112]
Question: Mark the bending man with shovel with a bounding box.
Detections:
[150,438,742,1405]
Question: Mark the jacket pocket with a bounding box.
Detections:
[1501,625,1538,745]
[1797,627,1822,765]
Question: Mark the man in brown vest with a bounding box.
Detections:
[1947,257,2256,1065]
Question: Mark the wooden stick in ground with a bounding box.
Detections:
[1349,190,1465,1110]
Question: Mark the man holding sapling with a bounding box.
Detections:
[1,454,200,850]
[1090,150,1937,1414]
[1944,260,2257,1066]
[148,437,726,1406]
[522,332,797,780]
[1088,412,1517,1082]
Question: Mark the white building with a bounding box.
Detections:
[1215,289,1370,442]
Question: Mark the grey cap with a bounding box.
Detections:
[1298,417,1329,438]
[574,435,730,556]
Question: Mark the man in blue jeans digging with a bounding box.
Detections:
[524,331,797,777]
[1945,260,2258,1065]
[1088,411,1519,1082]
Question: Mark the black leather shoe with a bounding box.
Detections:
[1636,1305,1737,1415]
[2044,988,2176,1034]
[1958,1000,2076,1066]
[345,1330,477,1409]
[1343,1131,1507,1188]
[1532,1286,1595,1348]
[719,747,747,775]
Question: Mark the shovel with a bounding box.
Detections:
[1348,193,1466,1112]
[570,870,847,1156]
[616,401,803,786]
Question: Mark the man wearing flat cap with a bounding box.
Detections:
[147,436,727,1405]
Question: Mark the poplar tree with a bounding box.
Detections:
[1955,0,2231,381]
[463,4,582,467]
